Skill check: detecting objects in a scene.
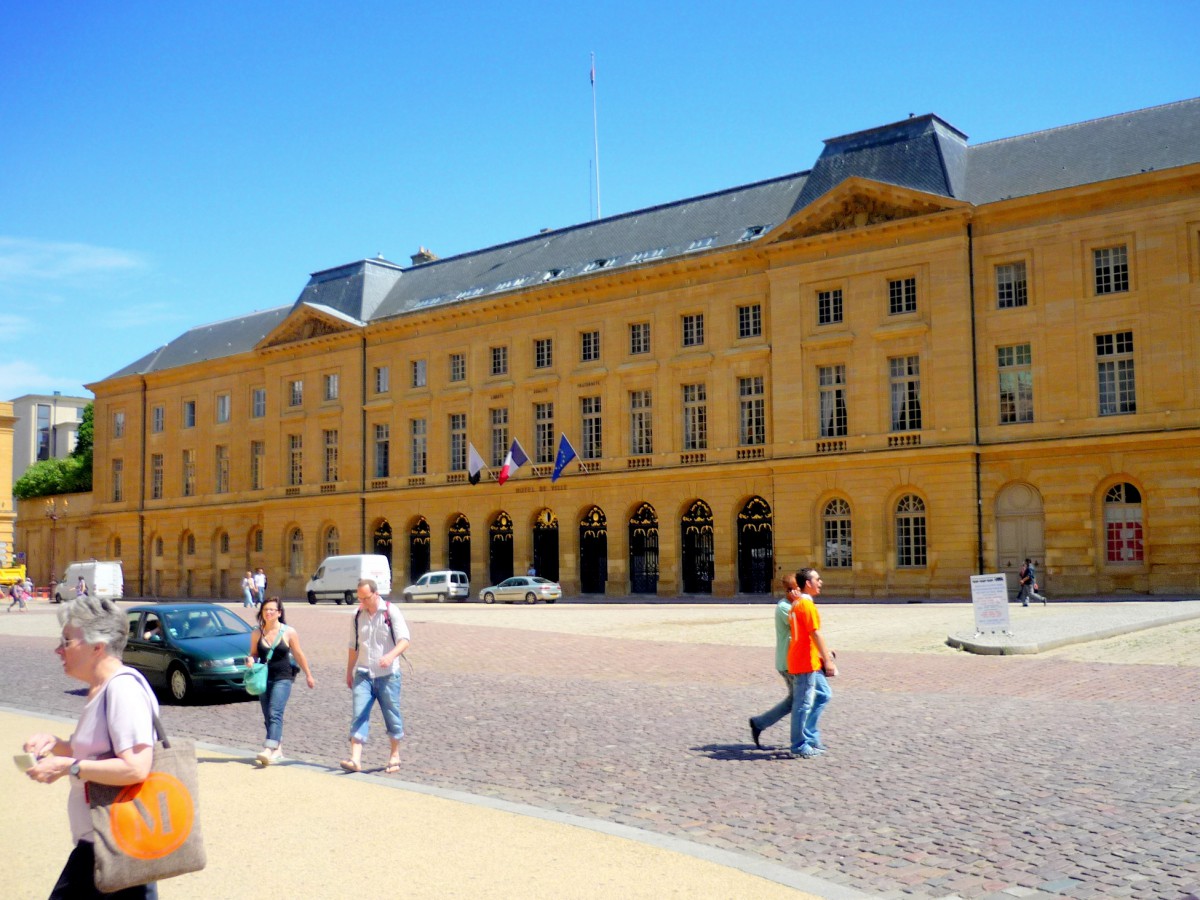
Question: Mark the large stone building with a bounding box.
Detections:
[21,99,1200,600]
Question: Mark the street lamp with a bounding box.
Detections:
[45,497,68,594]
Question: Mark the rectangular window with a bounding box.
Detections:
[1096,331,1136,415]
[373,424,390,478]
[818,289,844,326]
[182,400,196,429]
[410,419,427,475]
[323,374,339,402]
[374,366,390,394]
[995,262,1028,309]
[449,413,467,471]
[287,434,303,486]
[111,458,123,502]
[581,396,602,459]
[151,405,164,434]
[490,408,508,467]
[449,353,466,383]
[581,330,600,362]
[411,359,427,388]
[1094,245,1129,295]
[889,356,922,431]
[250,441,264,491]
[182,449,196,497]
[534,402,555,463]
[738,376,766,446]
[534,338,553,370]
[490,345,508,376]
[36,403,51,460]
[737,304,762,338]
[997,344,1034,424]
[629,322,650,355]
[112,411,125,438]
[214,445,229,493]
[288,380,303,407]
[150,453,164,500]
[682,384,707,451]
[323,429,339,483]
[818,365,848,437]
[681,313,704,347]
[251,388,266,418]
[630,390,653,456]
[888,277,917,315]
[215,393,231,423]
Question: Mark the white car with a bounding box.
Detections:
[479,576,562,604]
[401,570,470,603]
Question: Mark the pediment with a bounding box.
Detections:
[768,177,969,242]
[256,303,363,351]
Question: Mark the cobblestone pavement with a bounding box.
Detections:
[5,604,1199,898]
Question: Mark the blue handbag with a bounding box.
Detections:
[243,628,282,696]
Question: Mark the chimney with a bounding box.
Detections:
[410,246,438,265]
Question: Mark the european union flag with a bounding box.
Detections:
[550,433,578,482]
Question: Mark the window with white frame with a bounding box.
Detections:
[251,388,266,418]
[182,449,196,496]
[629,322,650,355]
[289,529,304,577]
[288,379,303,407]
[287,434,303,486]
[1096,331,1136,415]
[325,525,340,558]
[629,390,653,456]
[250,441,264,490]
[323,429,339,483]
[112,410,125,438]
[681,313,704,347]
[682,384,707,451]
[215,445,229,493]
[738,376,765,446]
[150,453,163,500]
[823,498,852,568]
[997,344,1034,424]
[737,304,762,339]
[449,353,466,383]
[449,413,467,471]
[373,424,389,478]
[216,393,231,423]
[151,405,164,433]
[581,396,602,459]
[534,402,554,463]
[888,277,917,315]
[1104,482,1143,563]
[374,366,390,394]
[411,359,427,388]
[1093,245,1129,295]
[182,400,196,429]
[410,419,427,475]
[889,356,922,431]
[323,373,339,401]
[490,346,508,376]
[534,338,553,370]
[895,494,927,567]
[818,365,848,437]
[490,408,508,467]
[995,262,1028,309]
[581,330,600,362]
[817,289,843,326]
[111,458,123,502]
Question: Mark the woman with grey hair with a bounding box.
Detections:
[23,595,161,898]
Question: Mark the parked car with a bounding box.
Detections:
[401,570,470,603]
[54,559,124,603]
[306,554,392,604]
[479,576,562,604]
[123,603,253,703]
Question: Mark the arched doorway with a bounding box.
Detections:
[995,483,1044,595]
[489,512,514,584]
[628,503,659,594]
[447,515,471,577]
[737,496,773,594]
[373,520,393,567]
[579,506,607,594]
[409,517,430,583]
[532,508,559,581]
[681,500,714,594]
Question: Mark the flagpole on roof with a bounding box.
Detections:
[591,51,601,221]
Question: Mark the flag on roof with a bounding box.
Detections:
[550,434,577,483]
[497,439,528,486]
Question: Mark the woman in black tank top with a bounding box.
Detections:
[249,597,315,766]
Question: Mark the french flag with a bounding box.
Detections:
[497,439,528,486]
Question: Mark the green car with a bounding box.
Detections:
[124,603,254,703]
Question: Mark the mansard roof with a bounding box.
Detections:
[105,97,1200,381]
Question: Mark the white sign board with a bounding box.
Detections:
[970,573,1011,633]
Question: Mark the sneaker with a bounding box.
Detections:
[811,741,827,752]
[749,718,763,749]
[792,746,822,759]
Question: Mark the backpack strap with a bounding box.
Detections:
[353,602,400,652]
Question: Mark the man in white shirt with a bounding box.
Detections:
[342,579,410,774]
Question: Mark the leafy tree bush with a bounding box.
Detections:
[13,402,94,499]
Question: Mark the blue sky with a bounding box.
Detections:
[3,0,1197,400]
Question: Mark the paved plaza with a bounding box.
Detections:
[2,599,1199,898]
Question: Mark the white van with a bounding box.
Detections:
[55,560,124,603]
[305,554,391,605]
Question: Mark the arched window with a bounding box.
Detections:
[1104,483,1144,563]
[823,499,852,568]
[895,495,926,568]
[185,534,195,556]
[219,531,230,554]
[112,536,122,559]
[289,528,304,576]
[253,528,264,553]
[155,537,163,557]
[325,525,340,558]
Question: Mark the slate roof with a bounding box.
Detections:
[105,97,1200,381]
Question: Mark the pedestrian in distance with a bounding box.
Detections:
[7,582,28,612]
[787,568,837,759]
[240,570,255,608]
[749,573,801,749]
[75,576,89,599]
[248,597,315,766]
[341,578,410,774]
[252,568,266,607]
[1017,558,1047,607]
[23,595,161,898]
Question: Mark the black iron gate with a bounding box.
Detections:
[409,517,430,584]
[489,512,514,585]
[532,509,559,581]
[628,503,659,594]
[681,500,714,594]
[579,506,607,594]
[447,514,471,578]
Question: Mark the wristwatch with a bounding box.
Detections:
[69,760,82,779]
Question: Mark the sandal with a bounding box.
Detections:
[339,759,361,773]
[384,761,401,774]
[255,751,272,767]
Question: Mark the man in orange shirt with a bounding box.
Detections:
[787,568,836,759]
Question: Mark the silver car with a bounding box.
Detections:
[479,576,562,604]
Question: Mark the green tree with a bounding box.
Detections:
[12,402,94,499]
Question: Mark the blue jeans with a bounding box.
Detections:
[259,677,293,748]
[750,671,795,734]
[350,670,404,743]
[242,587,254,607]
[789,671,832,754]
